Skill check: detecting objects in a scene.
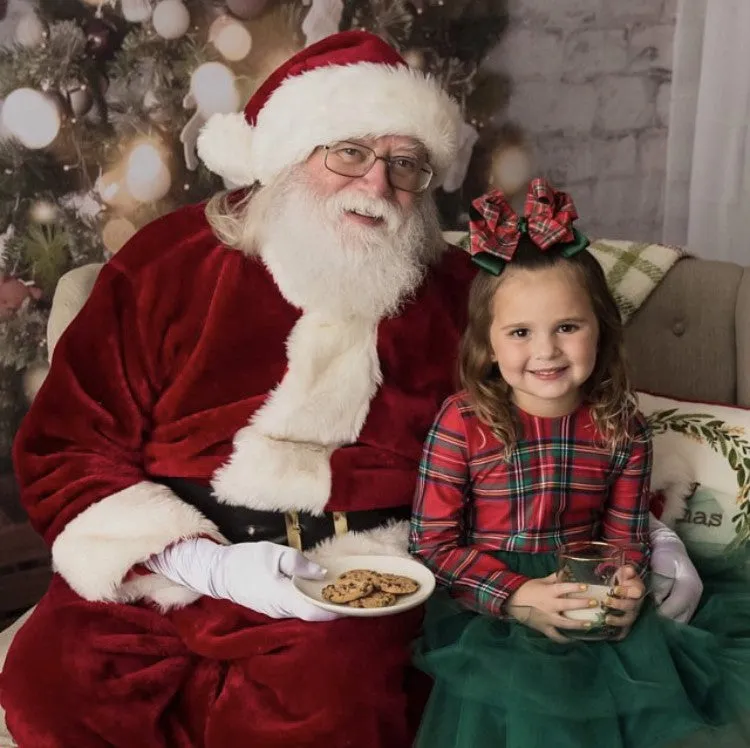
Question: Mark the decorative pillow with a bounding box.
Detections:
[673,486,738,556]
[638,392,750,553]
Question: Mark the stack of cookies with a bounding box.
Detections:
[322,569,420,608]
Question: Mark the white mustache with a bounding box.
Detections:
[326,192,403,232]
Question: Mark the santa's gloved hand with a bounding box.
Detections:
[649,515,703,623]
[145,538,339,621]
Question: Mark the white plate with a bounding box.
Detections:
[292,555,436,618]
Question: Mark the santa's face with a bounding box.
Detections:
[302,135,422,217]
[254,136,443,320]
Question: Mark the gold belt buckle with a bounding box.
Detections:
[332,511,349,537]
[284,511,303,551]
[284,510,349,550]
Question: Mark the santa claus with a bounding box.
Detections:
[0,31,700,748]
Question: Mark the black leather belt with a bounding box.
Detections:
[158,477,410,550]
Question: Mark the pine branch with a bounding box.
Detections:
[22,223,72,297]
[0,366,25,464]
[435,57,477,106]
[0,199,105,286]
[0,228,27,277]
[37,0,95,22]
[340,0,508,110]
[67,118,117,170]
[108,27,212,89]
[169,35,217,87]
[342,0,413,48]
[0,21,94,97]
[0,141,78,222]
[107,82,179,138]
[61,207,106,268]
[406,2,507,62]
[0,305,49,371]
[105,29,216,146]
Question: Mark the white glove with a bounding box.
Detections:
[649,515,703,623]
[145,538,339,622]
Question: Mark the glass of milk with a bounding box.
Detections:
[557,541,624,641]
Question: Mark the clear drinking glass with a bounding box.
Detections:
[556,540,624,641]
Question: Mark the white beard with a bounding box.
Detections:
[256,172,444,320]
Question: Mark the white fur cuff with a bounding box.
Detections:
[51,482,223,608]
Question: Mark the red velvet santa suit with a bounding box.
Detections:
[0,198,475,747]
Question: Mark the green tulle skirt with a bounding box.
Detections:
[413,550,750,748]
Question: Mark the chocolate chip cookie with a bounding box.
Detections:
[338,569,383,587]
[348,590,397,608]
[375,573,420,595]
[321,579,374,603]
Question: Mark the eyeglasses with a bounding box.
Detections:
[323,141,434,193]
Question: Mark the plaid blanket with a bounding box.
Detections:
[444,232,685,325]
[588,239,685,324]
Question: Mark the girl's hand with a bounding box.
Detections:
[604,565,646,640]
[505,573,602,643]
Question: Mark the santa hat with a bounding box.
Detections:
[197,30,462,188]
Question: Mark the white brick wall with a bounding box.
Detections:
[598,0,666,27]
[486,0,676,243]
[592,134,637,177]
[533,137,594,184]
[655,82,671,128]
[563,30,628,83]
[638,130,668,174]
[506,0,600,29]
[596,77,654,132]
[483,28,564,80]
[629,25,674,73]
[662,0,678,22]
[506,81,598,133]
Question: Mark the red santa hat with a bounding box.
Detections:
[196,30,462,188]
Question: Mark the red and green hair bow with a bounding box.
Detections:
[467,177,589,275]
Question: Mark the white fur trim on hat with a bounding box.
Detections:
[51,481,224,609]
[197,63,462,187]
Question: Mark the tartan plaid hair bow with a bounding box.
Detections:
[467,178,589,275]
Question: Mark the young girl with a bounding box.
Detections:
[409,180,750,748]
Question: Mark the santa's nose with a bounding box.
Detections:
[357,158,393,199]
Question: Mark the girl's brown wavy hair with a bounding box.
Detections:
[458,234,638,457]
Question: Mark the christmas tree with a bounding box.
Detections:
[0,0,507,470]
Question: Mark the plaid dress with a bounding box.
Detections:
[410,394,750,748]
[409,391,652,616]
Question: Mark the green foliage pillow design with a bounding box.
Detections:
[640,393,750,549]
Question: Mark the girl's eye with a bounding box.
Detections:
[558,323,579,334]
[509,328,529,338]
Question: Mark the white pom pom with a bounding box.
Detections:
[197,112,256,186]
